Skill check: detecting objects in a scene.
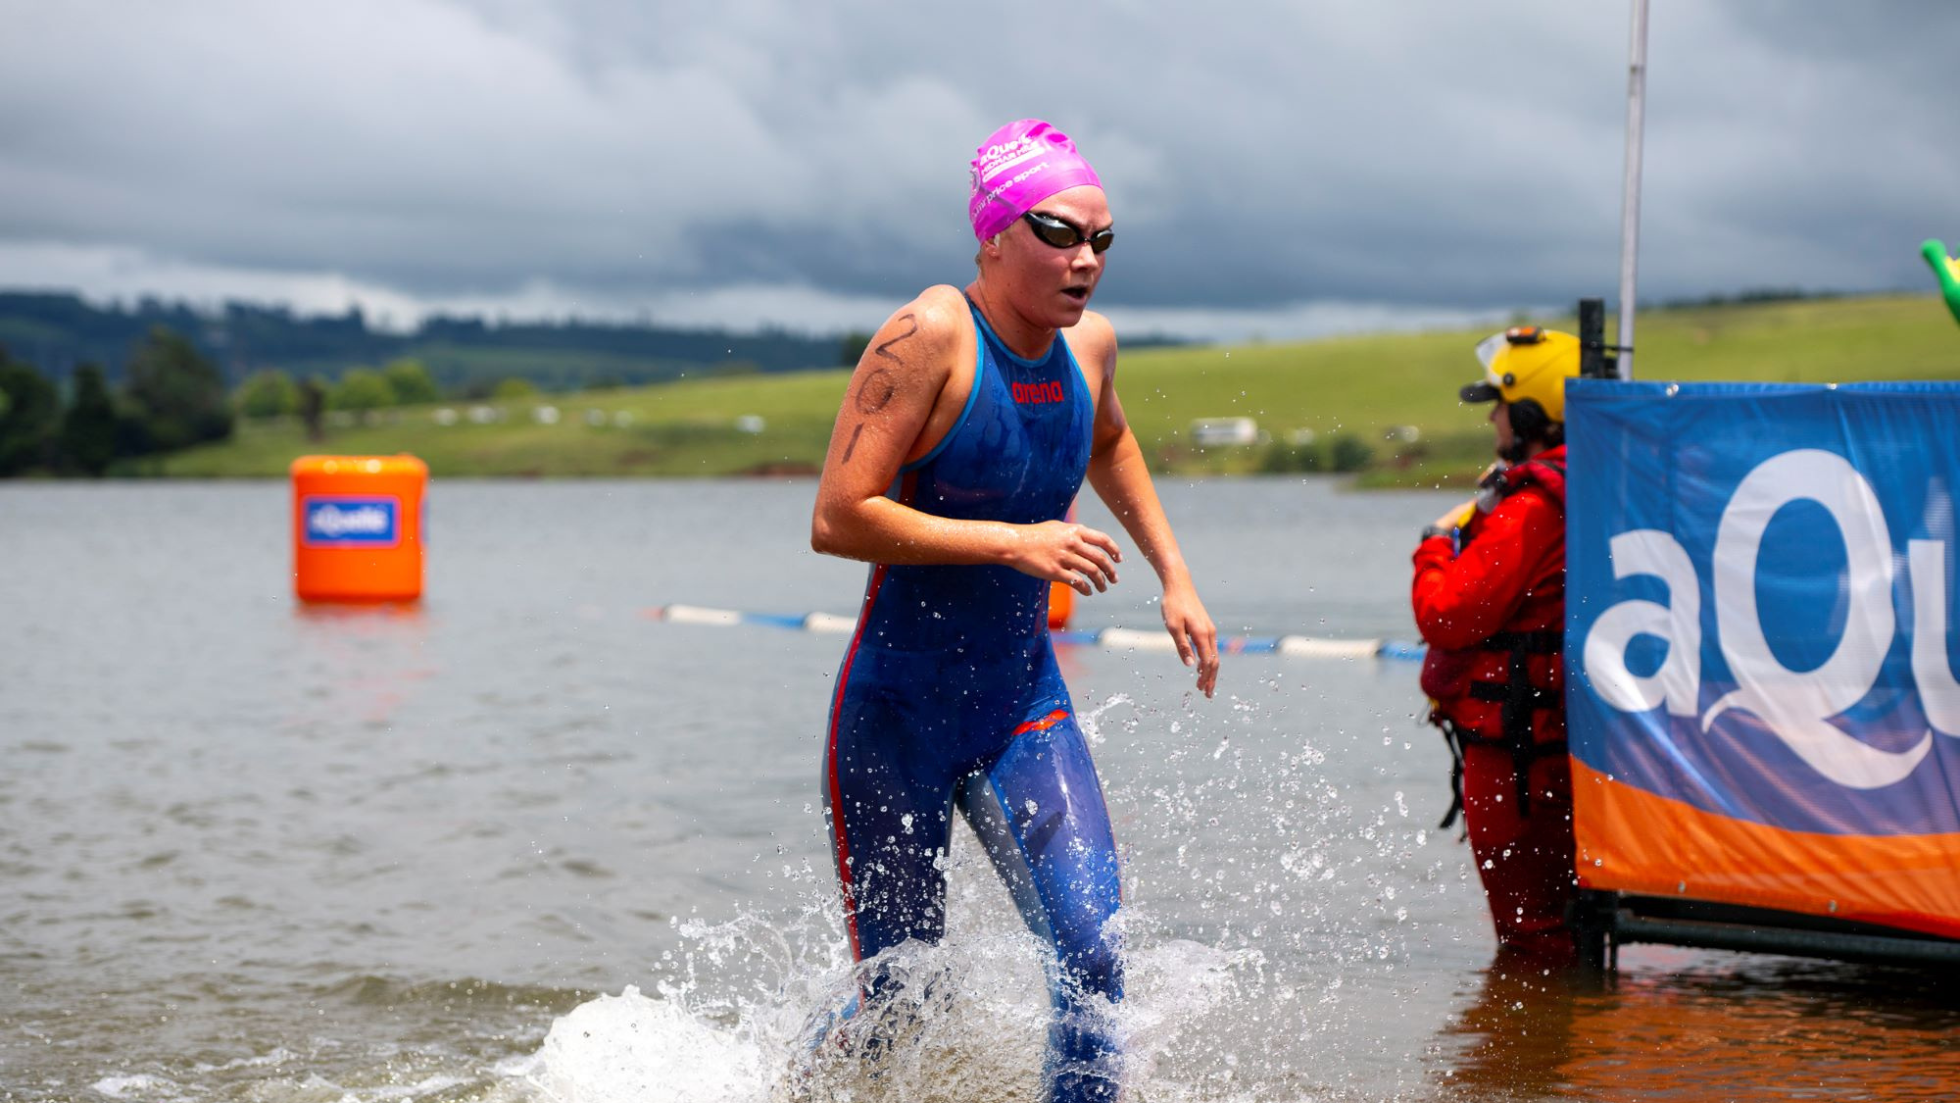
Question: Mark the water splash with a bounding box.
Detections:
[492,686,1469,1102]
[509,852,1256,1102]
[1076,693,1133,747]
[515,986,769,1103]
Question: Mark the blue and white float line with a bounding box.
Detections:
[644,605,1425,662]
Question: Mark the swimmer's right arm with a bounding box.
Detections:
[810,290,1122,593]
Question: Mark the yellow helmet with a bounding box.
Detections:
[1458,325,1582,424]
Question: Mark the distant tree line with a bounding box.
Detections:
[235,358,443,417]
[0,327,234,476]
[1,292,1193,399]
[0,321,669,476]
[1258,433,1377,474]
[0,291,855,392]
[1651,286,1849,311]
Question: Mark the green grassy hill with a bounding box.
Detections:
[163,294,1960,483]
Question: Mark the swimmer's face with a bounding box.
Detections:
[990,185,1109,329]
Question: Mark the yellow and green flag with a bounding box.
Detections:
[1923,239,1960,326]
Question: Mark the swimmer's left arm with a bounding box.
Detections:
[1074,314,1220,698]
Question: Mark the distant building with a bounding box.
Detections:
[1190,417,1260,446]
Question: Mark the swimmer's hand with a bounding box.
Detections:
[1161,580,1220,699]
[1008,520,1123,595]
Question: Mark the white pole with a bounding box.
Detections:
[1616,0,1650,380]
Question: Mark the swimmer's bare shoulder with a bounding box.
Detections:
[1064,309,1119,409]
[900,283,974,389]
[816,285,972,486]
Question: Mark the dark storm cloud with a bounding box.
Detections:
[1626,2,1960,299]
[0,0,1952,329]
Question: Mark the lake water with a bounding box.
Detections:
[2,479,1956,1102]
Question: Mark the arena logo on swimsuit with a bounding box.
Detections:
[1011,381,1067,406]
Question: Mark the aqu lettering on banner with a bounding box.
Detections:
[1576,399,1960,792]
[1564,379,1960,935]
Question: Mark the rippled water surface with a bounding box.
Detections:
[3,479,1956,1102]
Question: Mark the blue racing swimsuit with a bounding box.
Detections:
[823,297,1123,1102]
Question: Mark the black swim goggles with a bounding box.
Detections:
[1021,210,1115,254]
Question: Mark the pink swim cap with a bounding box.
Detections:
[967,119,1102,243]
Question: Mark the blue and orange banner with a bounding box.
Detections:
[1565,380,1960,939]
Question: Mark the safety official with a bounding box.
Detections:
[1412,325,1582,960]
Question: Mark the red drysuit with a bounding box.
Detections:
[1412,446,1576,959]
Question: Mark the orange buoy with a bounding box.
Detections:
[1048,499,1081,630]
[291,454,428,603]
[1048,578,1074,630]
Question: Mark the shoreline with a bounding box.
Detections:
[10,294,1950,489]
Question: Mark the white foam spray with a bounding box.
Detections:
[508,853,1256,1102]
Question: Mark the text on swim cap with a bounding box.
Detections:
[982,162,1050,210]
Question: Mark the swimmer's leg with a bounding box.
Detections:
[823,682,960,969]
[959,712,1124,1103]
[806,685,961,1084]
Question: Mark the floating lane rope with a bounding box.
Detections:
[644,605,1425,662]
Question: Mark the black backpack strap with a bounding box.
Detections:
[1481,629,1561,653]
[1436,718,1468,832]
[1465,640,1565,817]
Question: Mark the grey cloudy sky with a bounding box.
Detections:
[1,1,1953,340]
